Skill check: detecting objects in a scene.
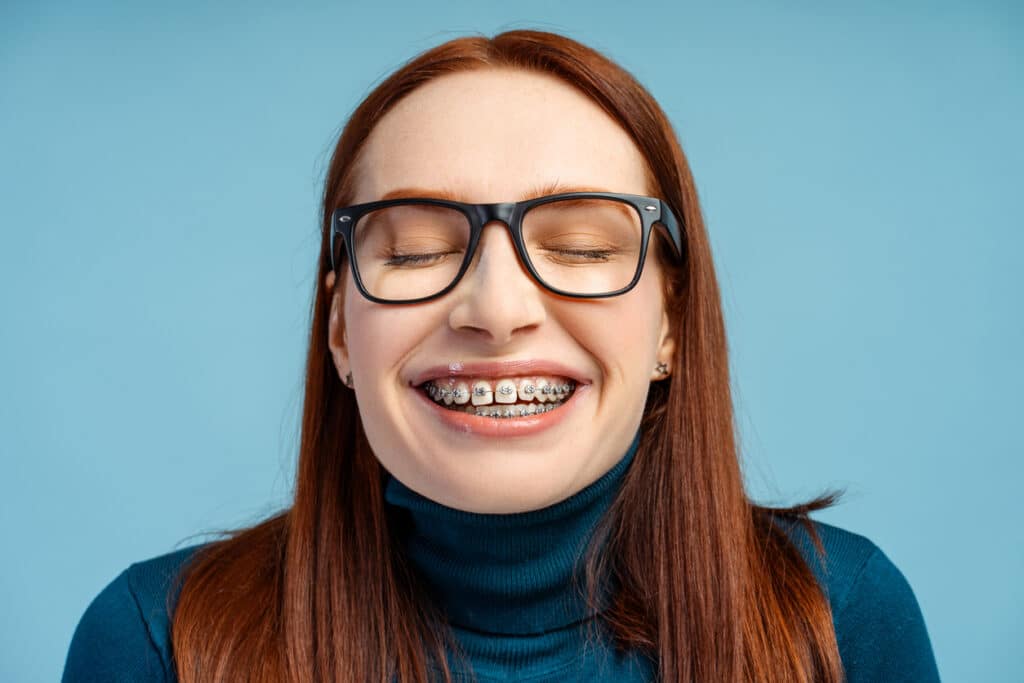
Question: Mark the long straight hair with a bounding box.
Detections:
[171,30,846,682]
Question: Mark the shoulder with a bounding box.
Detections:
[777,517,941,682]
[62,543,209,683]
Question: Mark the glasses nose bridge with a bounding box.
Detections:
[473,201,520,234]
[468,200,527,262]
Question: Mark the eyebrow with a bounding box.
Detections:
[377,180,618,203]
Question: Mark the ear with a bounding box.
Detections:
[652,306,676,381]
[325,270,350,381]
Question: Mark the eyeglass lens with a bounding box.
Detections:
[351,198,643,300]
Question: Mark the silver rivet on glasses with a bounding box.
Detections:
[339,216,351,222]
[643,205,657,212]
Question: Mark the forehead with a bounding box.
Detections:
[351,68,651,204]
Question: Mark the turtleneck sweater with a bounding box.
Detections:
[62,430,941,682]
[382,430,653,681]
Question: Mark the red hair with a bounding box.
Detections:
[171,30,845,682]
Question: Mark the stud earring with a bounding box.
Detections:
[343,371,354,388]
[655,361,669,376]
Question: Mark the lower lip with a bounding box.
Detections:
[413,383,590,438]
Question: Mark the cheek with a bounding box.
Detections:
[611,284,664,367]
[344,305,400,377]
[608,304,660,361]
[342,295,443,385]
[558,294,663,381]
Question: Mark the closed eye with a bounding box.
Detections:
[541,248,615,262]
[384,251,458,267]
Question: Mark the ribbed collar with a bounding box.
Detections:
[383,431,640,636]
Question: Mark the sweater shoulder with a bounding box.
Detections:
[62,543,208,683]
[777,517,941,682]
[775,517,877,613]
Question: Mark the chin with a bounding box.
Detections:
[446,462,581,514]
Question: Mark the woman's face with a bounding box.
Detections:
[326,68,675,513]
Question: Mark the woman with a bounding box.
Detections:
[63,30,940,682]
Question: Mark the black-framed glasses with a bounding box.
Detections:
[329,191,685,304]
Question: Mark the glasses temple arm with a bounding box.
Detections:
[657,201,685,259]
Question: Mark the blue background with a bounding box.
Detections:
[2,1,1020,681]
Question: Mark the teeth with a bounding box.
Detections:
[518,379,536,401]
[494,379,517,404]
[424,376,577,412]
[452,381,470,405]
[472,401,561,418]
[536,379,550,403]
[471,380,493,406]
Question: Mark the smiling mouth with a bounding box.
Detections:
[419,376,577,419]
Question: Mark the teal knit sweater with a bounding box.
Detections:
[63,434,940,681]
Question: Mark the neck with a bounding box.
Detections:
[383,431,641,636]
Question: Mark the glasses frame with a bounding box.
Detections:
[329,191,685,304]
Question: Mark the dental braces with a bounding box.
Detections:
[428,381,573,402]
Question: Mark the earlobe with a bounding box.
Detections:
[653,308,676,380]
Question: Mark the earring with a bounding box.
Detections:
[343,371,354,388]
[655,361,669,376]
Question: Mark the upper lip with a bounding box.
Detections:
[410,359,591,387]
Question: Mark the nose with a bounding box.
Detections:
[446,220,546,346]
